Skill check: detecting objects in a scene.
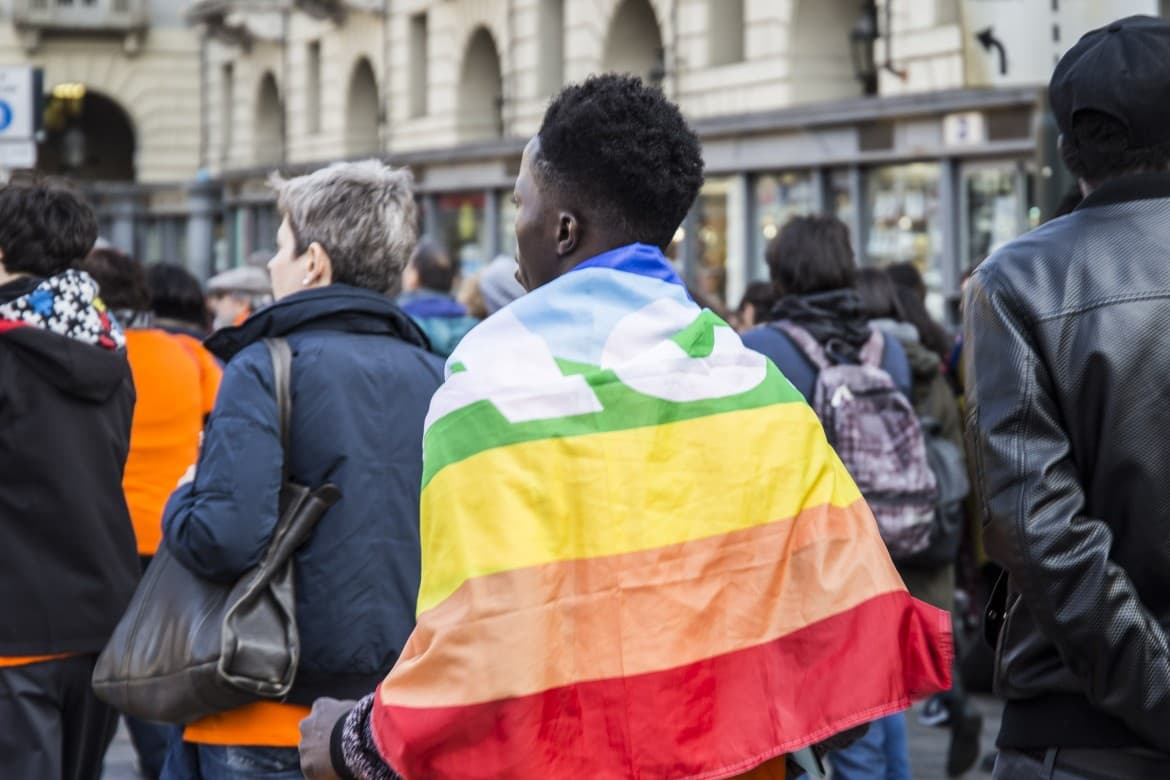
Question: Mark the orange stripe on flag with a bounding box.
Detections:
[380,498,903,709]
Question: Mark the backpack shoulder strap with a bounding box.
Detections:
[772,321,832,371]
[859,328,885,369]
[263,337,293,484]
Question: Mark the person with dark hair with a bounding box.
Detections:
[741,215,912,401]
[146,262,212,338]
[298,75,951,780]
[0,180,140,779]
[80,248,221,780]
[885,261,927,303]
[966,16,1170,778]
[857,267,983,777]
[397,239,479,357]
[732,279,776,332]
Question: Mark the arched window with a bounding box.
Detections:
[38,87,136,181]
[602,0,664,86]
[708,0,745,66]
[457,28,503,143]
[346,58,380,156]
[788,0,861,103]
[254,72,284,166]
[539,0,565,95]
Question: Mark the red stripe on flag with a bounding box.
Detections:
[372,590,951,780]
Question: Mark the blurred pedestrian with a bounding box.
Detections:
[966,15,1170,779]
[299,74,950,780]
[731,279,776,332]
[146,262,212,339]
[397,239,479,357]
[857,267,983,777]
[476,253,526,315]
[81,248,222,780]
[160,160,443,779]
[741,218,917,780]
[206,265,272,330]
[0,180,140,779]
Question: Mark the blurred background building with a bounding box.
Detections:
[3,0,1167,322]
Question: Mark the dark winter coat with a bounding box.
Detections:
[162,284,444,704]
[0,271,139,656]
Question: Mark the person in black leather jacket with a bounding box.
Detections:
[964,15,1170,779]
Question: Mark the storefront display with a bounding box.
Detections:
[865,163,946,320]
[694,177,731,307]
[963,162,1031,271]
[753,172,816,279]
[435,192,491,279]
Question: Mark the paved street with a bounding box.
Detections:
[102,695,1003,779]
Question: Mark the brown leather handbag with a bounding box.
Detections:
[93,338,341,724]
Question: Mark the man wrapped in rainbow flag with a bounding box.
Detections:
[298,74,952,780]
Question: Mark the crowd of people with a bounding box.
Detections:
[2,12,1170,780]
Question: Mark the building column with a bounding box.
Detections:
[185,178,221,280]
[108,186,139,256]
[725,173,751,309]
[939,157,962,327]
[847,165,867,265]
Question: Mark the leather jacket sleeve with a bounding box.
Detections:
[963,265,1170,751]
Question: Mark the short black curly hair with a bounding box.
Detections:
[536,74,704,250]
[0,178,98,277]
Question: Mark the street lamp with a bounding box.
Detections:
[850,1,879,96]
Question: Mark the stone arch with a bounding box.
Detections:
[602,0,664,85]
[254,71,284,166]
[346,57,381,156]
[457,27,504,143]
[38,88,136,181]
[786,0,863,103]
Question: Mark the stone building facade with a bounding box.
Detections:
[9,0,1164,318]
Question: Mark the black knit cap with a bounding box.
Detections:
[1049,15,1170,148]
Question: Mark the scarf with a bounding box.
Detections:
[0,270,125,350]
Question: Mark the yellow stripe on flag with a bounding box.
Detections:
[417,401,863,614]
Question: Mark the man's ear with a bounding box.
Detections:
[306,242,335,285]
[556,211,580,257]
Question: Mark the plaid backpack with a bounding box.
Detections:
[776,322,938,559]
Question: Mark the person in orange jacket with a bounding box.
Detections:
[81,248,222,779]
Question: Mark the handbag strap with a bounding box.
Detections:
[263,338,293,485]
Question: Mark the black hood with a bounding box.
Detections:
[205,283,431,362]
[0,272,131,402]
[767,289,873,363]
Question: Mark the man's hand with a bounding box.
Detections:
[299,697,357,780]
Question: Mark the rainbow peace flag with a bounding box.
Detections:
[372,244,952,779]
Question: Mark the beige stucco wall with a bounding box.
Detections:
[207,0,971,175]
[0,25,201,183]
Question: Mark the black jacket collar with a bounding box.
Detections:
[1077,171,1170,211]
[206,284,431,362]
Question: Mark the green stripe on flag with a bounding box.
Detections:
[421,361,804,488]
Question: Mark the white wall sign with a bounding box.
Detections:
[961,1,1160,87]
[943,111,987,147]
[0,66,39,141]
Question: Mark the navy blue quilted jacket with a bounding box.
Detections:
[162,284,444,704]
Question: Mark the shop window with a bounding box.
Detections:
[436,192,491,279]
[865,163,945,321]
[708,0,745,66]
[753,172,817,280]
[963,162,1030,271]
[694,178,731,307]
[539,0,565,95]
[410,12,428,118]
